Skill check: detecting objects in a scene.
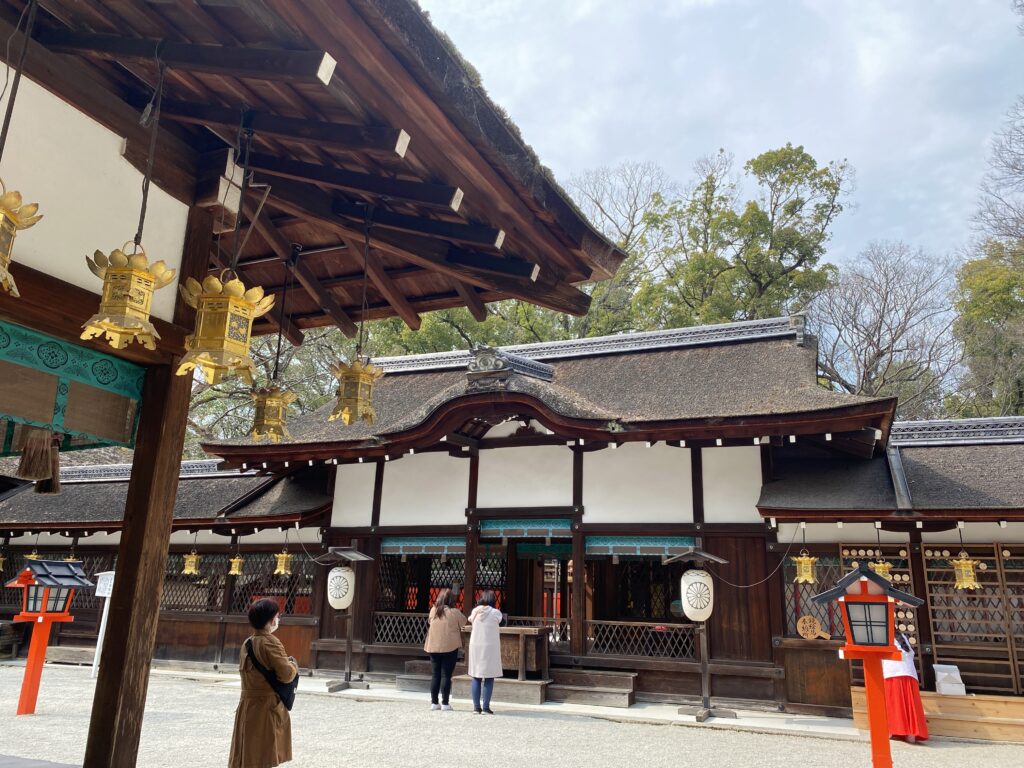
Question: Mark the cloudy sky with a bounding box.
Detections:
[418,0,1024,262]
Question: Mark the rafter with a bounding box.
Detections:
[247,152,463,210]
[335,233,421,330]
[159,99,410,157]
[452,281,488,322]
[35,29,337,85]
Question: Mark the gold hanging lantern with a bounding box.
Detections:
[81,244,176,350]
[791,550,818,584]
[329,358,383,425]
[273,549,293,577]
[229,554,244,577]
[176,273,274,385]
[25,549,40,561]
[0,181,42,298]
[0,552,5,571]
[868,560,893,581]
[181,550,201,576]
[251,385,297,443]
[63,553,78,562]
[950,551,980,590]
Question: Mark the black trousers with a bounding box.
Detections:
[429,649,459,704]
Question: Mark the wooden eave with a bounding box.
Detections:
[0,0,625,338]
[205,395,898,470]
[755,507,1024,523]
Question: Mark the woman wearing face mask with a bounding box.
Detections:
[229,598,298,767]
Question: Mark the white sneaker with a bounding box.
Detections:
[441,704,454,711]
[430,703,441,710]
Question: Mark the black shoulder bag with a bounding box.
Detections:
[245,638,299,711]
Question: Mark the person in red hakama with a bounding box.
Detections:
[883,631,929,743]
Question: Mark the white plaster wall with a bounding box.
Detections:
[1,74,188,321]
[776,521,1024,546]
[583,443,692,523]
[702,446,763,523]
[477,445,571,508]
[379,451,468,526]
[332,462,377,528]
[6,527,317,549]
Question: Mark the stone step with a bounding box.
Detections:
[395,673,432,693]
[46,645,94,665]
[549,668,637,691]
[451,675,549,705]
[404,659,468,676]
[547,683,635,708]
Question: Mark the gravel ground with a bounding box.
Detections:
[0,664,1020,768]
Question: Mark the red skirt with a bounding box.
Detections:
[884,675,929,740]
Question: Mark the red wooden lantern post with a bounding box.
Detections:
[812,563,924,768]
[4,560,93,715]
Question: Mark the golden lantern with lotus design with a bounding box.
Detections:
[950,552,980,590]
[273,549,293,577]
[0,182,42,297]
[176,272,274,385]
[329,358,383,425]
[791,550,818,584]
[81,244,177,350]
[181,550,200,577]
[251,385,297,443]
[868,560,893,581]
[228,554,244,577]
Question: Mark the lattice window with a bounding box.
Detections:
[372,611,429,646]
[374,554,467,612]
[162,553,229,613]
[67,553,116,610]
[474,555,507,610]
[1000,545,1024,694]
[587,620,696,659]
[0,550,116,608]
[228,552,316,616]
[784,555,844,637]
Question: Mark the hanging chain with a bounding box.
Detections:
[273,246,298,382]
[229,120,254,275]
[0,0,38,165]
[134,51,166,250]
[356,209,373,358]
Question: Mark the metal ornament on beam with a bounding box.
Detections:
[466,344,553,392]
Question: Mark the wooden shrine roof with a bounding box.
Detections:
[1,0,625,338]
[0,460,331,533]
[758,418,1024,519]
[206,316,898,463]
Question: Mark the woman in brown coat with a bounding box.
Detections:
[229,599,298,768]
[423,588,467,710]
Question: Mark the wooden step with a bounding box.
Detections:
[404,659,468,676]
[46,646,93,665]
[451,675,549,705]
[550,668,637,691]
[547,683,635,708]
[395,673,432,693]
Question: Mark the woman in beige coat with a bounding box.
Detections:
[423,588,467,710]
[229,599,298,768]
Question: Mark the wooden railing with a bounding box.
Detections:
[371,611,428,646]
[504,615,571,650]
[585,620,698,660]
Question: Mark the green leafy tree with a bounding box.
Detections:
[951,239,1024,415]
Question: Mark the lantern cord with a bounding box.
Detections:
[356,209,372,359]
[704,521,801,590]
[133,50,166,250]
[295,529,337,566]
[0,0,37,166]
[229,121,254,274]
[272,247,296,382]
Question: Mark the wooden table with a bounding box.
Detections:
[462,625,549,681]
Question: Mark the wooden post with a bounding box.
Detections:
[570,447,586,656]
[82,207,211,768]
[463,450,479,608]
[907,529,936,690]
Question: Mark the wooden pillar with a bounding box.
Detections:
[570,447,586,656]
[353,460,385,643]
[82,206,210,768]
[908,528,936,690]
[691,447,704,528]
[463,450,479,608]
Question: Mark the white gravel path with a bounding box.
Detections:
[0,664,1019,768]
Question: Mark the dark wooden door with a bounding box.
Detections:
[704,535,774,663]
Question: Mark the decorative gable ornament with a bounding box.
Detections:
[329,358,383,426]
[0,182,42,297]
[251,385,297,443]
[680,569,714,622]
[81,245,177,350]
[466,344,553,392]
[327,566,355,610]
[176,273,274,385]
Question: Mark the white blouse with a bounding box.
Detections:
[882,644,919,680]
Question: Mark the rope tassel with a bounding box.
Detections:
[15,425,53,481]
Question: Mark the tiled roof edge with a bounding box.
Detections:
[59,459,254,483]
[890,416,1024,447]
[373,316,799,374]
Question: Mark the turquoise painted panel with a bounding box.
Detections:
[585,535,696,557]
[380,536,466,555]
[478,518,573,538]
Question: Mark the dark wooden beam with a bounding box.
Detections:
[452,281,488,322]
[365,254,421,330]
[333,198,505,249]
[264,300,305,347]
[159,99,409,157]
[248,151,462,210]
[36,29,337,85]
[447,248,539,281]
[241,198,358,338]
[264,178,591,316]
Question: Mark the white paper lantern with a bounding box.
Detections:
[680,569,714,622]
[327,566,356,610]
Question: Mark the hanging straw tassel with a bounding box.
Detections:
[15,426,54,481]
[33,435,61,495]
